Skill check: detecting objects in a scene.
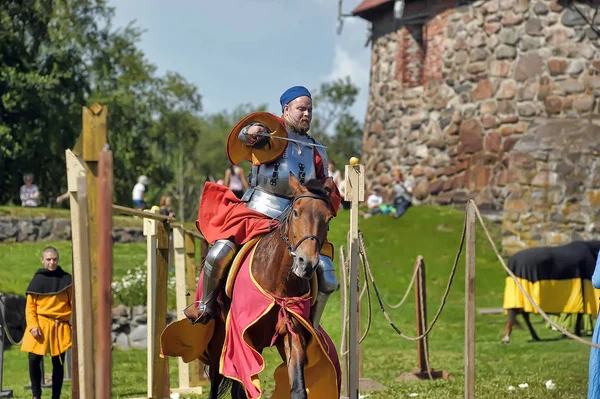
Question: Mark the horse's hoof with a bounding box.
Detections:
[501,336,510,344]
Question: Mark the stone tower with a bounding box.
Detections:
[352,0,600,214]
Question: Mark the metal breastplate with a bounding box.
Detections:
[244,132,319,218]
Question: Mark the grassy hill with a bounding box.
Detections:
[0,204,591,398]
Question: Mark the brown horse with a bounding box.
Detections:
[204,175,336,399]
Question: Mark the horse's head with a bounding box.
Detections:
[282,174,335,280]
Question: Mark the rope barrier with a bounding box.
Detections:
[381,259,420,310]
[356,206,466,341]
[471,202,600,349]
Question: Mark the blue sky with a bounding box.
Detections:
[108,0,372,122]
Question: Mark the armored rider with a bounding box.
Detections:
[184,86,341,328]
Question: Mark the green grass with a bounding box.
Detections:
[1,205,592,398]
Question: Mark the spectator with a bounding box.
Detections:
[390,168,414,219]
[21,246,72,399]
[159,195,176,218]
[20,174,40,207]
[224,164,249,199]
[589,253,600,398]
[132,175,148,210]
[327,160,342,189]
[363,186,383,218]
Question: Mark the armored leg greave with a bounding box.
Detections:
[193,239,238,324]
[311,255,338,328]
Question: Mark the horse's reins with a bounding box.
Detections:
[276,193,329,258]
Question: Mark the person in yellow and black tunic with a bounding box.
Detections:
[21,246,72,399]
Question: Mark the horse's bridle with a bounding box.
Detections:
[277,193,329,258]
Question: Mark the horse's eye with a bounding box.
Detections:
[293,209,299,218]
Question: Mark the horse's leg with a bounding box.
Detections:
[281,323,308,399]
[207,317,227,399]
[501,308,517,344]
[522,311,540,341]
[231,380,246,399]
[575,313,583,336]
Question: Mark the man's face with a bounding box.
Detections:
[284,96,312,134]
[41,250,59,271]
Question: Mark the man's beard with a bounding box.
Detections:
[285,118,310,134]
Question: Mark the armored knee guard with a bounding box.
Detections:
[311,254,338,328]
[187,239,238,324]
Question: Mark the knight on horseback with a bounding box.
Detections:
[184,85,341,328]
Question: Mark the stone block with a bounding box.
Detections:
[485,131,502,152]
[497,80,517,99]
[525,18,543,36]
[531,171,558,186]
[534,1,549,15]
[504,199,530,213]
[480,100,498,114]
[459,119,484,153]
[544,96,563,114]
[473,78,494,99]
[495,44,517,59]
[548,58,568,76]
[501,12,524,26]
[514,54,543,81]
[559,78,584,94]
[428,179,445,195]
[490,60,512,77]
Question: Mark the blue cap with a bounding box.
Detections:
[279,86,311,112]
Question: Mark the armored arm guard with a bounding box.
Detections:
[238,123,270,146]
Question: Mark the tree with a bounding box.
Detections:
[310,76,364,168]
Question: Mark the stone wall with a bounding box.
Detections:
[501,120,600,255]
[362,0,600,210]
[0,217,144,243]
[2,295,176,351]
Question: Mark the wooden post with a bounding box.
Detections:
[170,229,205,395]
[0,296,14,398]
[66,149,94,399]
[416,256,427,372]
[396,257,451,382]
[185,233,205,386]
[151,220,170,398]
[143,212,158,396]
[82,103,108,397]
[339,248,348,398]
[465,201,476,399]
[344,162,364,399]
[174,227,189,387]
[97,150,113,399]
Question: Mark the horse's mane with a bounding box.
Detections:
[302,178,331,203]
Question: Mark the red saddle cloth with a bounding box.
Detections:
[197,181,341,246]
[192,243,341,399]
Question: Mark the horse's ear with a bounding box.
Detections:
[289,172,307,196]
[323,177,336,199]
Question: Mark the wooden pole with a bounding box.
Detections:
[82,103,108,397]
[185,233,205,386]
[96,150,113,399]
[396,256,452,382]
[66,149,94,399]
[345,163,364,399]
[151,220,170,398]
[339,248,348,398]
[169,232,206,395]
[415,256,427,373]
[465,201,476,399]
[143,212,158,396]
[173,226,190,388]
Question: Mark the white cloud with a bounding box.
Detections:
[324,45,370,88]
